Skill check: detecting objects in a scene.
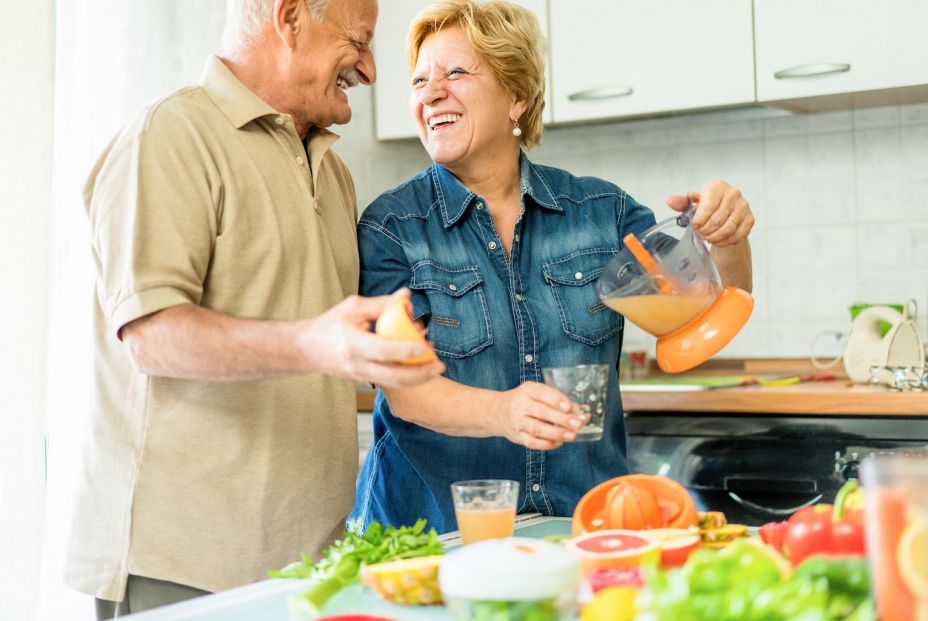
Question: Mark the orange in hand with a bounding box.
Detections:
[375,292,439,365]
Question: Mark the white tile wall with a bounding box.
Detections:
[336,90,928,358]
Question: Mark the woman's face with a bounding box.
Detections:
[409,27,522,171]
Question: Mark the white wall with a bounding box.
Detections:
[0,0,56,617]
[337,96,928,360]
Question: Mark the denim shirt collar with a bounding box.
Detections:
[432,151,562,228]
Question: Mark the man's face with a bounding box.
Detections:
[290,0,377,128]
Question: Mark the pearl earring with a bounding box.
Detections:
[512,120,522,137]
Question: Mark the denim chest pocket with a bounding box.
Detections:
[410,262,493,358]
[543,248,622,346]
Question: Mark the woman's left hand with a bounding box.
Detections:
[666,180,754,247]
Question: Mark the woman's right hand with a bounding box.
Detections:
[493,382,587,451]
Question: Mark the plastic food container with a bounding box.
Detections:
[439,538,580,621]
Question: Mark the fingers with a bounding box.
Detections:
[689,180,753,244]
[665,194,690,212]
[342,289,411,323]
[517,430,564,451]
[353,329,435,364]
[357,360,446,389]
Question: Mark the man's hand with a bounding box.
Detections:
[490,382,586,451]
[667,180,754,247]
[299,292,445,388]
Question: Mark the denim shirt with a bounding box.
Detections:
[350,153,656,533]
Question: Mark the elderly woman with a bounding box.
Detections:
[350,0,753,533]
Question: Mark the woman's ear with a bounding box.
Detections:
[510,98,528,123]
[273,0,302,48]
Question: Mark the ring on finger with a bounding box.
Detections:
[727,215,739,226]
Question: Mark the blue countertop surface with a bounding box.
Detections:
[126,516,574,620]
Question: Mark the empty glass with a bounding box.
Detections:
[542,364,609,441]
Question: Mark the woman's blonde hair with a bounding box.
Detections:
[406,0,547,148]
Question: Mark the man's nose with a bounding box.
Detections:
[357,50,376,86]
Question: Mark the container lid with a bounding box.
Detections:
[439,538,580,601]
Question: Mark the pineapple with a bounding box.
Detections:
[360,555,443,605]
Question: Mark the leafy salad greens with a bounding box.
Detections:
[271,519,443,611]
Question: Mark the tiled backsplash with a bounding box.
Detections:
[338,92,928,359]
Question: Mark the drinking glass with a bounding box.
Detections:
[542,364,609,441]
[451,480,519,545]
[860,453,928,621]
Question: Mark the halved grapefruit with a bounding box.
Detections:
[568,530,660,577]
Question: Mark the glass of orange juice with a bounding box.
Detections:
[451,480,519,545]
[861,453,928,621]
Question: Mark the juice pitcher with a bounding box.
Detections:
[596,203,753,373]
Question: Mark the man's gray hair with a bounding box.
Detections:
[222,0,331,52]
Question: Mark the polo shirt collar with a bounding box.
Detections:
[433,152,562,228]
[200,55,278,129]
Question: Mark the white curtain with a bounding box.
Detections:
[39,3,225,618]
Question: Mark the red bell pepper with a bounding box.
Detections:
[782,479,866,567]
[759,519,789,552]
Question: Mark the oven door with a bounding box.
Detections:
[625,415,928,525]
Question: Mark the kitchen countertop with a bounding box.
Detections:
[357,359,927,417]
[619,358,927,416]
[620,380,927,416]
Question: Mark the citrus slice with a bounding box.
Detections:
[568,530,660,577]
[897,517,928,600]
[647,528,701,567]
[374,293,438,365]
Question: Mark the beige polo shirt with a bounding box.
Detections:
[66,56,361,601]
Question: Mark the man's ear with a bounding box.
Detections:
[273,0,302,48]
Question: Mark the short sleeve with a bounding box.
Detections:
[357,204,429,321]
[618,191,657,239]
[85,104,219,338]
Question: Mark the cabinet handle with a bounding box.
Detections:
[774,63,851,80]
[567,86,634,102]
[727,491,823,516]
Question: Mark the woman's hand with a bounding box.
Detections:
[491,382,587,451]
[667,180,754,247]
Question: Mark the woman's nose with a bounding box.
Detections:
[418,78,447,106]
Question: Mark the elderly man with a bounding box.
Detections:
[65,0,440,617]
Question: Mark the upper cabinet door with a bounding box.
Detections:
[549,0,755,124]
[373,0,550,140]
[755,0,928,102]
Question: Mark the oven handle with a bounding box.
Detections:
[727,491,824,516]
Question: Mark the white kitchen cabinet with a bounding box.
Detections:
[548,0,755,124]
[754,0,928,104]
[373,0,550,140]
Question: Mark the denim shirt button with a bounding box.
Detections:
[515,293,524,302]
[449,284,458,292]
[574,272,583,280]
[476,201,485,210]
[488,241,498,251]
[524,354,534,363]
[532,483,541,492]
[514,234,520,242]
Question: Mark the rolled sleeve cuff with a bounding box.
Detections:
[111,286,197,339]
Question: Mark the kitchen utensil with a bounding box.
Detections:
[843,301,925,383]
[597,202,753,373]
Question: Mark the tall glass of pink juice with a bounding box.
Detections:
[861,454,928,621]
[451,480,519,545]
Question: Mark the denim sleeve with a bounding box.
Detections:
[618,191,657,239]
[357,215,430,321]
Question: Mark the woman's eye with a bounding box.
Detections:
[448,68,467,77]
[412,76,427,86]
